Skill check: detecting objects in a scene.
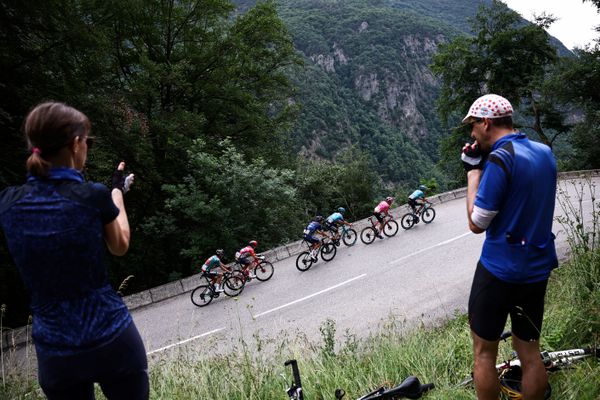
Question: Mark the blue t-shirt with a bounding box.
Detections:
[303,221,321,237]
[0,167,132,356]
[326,212,344,224]
[475,133,558,283]
[409,190,424,200]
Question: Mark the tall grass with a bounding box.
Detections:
[1,179,599,399]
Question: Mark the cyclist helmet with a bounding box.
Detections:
[499,366,551,400]
[216,249,225,258]
[249,240,258,248]
[337,207,346,214]
[419,185,428,191]
[314,215,324,222]
[385,196,394,204]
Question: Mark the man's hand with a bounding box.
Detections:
[461,142,486,172]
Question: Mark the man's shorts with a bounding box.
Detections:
[468,261,548,342]
[408,198,417,210]
[303,234,320,244]
[323,221,338,233]
[201,267,218,277]
[372,212,385,224]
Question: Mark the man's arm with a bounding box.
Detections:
[466,170,485,234]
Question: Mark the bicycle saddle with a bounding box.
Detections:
[384,376,427,399]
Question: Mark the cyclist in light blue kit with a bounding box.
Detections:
[325,207,352,244]
[408,185,428,215]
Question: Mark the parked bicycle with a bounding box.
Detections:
[235,254,275,283]
[190,270,245,307]
[296,237,337,271]
[284,359,434,400]
[360,214,399,244]
[400,202,435,230]
[459,330,600,398]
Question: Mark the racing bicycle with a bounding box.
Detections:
[400,202,435,230]
[296,237,337,271]
[332,224,358,247]
[190,270,245,307]
[235,254,275,283]
[285,359,434,400]
[460,330,600,398]
[360,214,399,244]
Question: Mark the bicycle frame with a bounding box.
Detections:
[460,331,600,386]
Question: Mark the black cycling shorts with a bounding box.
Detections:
[37,322,149,400]
[372,212,385,224]
[323,221,338,233]
[303,234,320,244]
[468,261,548,342]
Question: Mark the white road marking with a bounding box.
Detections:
[389,231,473,266]
[253,274,368,318]
[146,327,224,355]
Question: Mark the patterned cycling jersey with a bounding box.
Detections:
[374,201,390,214]
[409,190,425,200]
[202,255,221,271]
[326,212,344,224]
[238,246,255,258]
[303,221,322,236]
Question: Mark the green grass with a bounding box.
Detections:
[2,180,599,399]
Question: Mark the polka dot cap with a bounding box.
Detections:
[462,94,513,123]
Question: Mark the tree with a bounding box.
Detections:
[430,0,564,182]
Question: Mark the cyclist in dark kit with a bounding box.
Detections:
[461,94,557,400]
[0,102,148,399]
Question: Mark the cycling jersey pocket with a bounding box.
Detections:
[506,233,557,281]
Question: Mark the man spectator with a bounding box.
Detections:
[461,94,558,400]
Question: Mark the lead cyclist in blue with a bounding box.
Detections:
[408,185,429,215]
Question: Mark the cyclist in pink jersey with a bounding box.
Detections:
[373,196,394,239]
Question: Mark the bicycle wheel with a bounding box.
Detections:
[223,274,245,297]
[360,227,376,244]
[383,220,399,237]
[422,206,436,223]
[296,251,313,271]
[191,285,214,307]
[342,228,358,246]
[320,243,337,261]
[401,213,416,230]
[254,261,274,281]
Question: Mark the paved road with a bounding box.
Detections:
[4,177,597,371]
[133,177,599,359]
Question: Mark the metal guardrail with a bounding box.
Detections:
[3,169,599,350]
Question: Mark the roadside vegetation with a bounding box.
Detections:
[2,178,598,399]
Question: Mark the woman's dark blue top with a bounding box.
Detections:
[0,167,132,356]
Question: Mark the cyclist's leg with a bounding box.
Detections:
[38,353,95,400]
[471,332,500,400]
[512,337,547,400]
[468,262,510,400]
[510,278,549,400]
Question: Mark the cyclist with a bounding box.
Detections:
[303,216,326,261]
[324,207,352,244]
[236,240,260,278]
[373,196,394,239]
[408,185,429,216]
[200,249,231,295]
